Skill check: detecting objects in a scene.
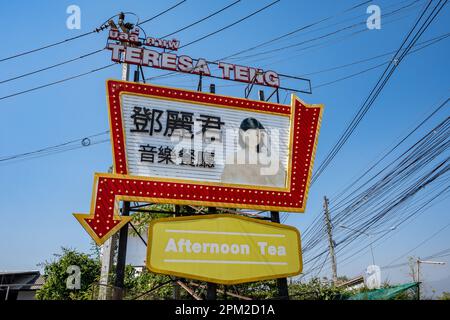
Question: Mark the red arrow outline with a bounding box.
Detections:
[74,81,323,245]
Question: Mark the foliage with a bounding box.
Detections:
[288,278,350,300]
[36,247,176,300]
[36,247,101,300]
[129,203,173,235]
[438,292,450,300]
[120,266,173,300]
[233,280,278,299]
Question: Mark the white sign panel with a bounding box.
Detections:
[121,93,290,188]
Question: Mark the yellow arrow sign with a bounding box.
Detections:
[146,214,302,284]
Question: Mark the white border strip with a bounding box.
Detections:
[165,229,285,238]
[163,259,287,265]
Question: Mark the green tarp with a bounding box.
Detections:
[346,282,418,300]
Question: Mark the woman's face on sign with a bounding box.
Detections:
[241,128,266,148]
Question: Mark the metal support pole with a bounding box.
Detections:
[205,82,218,300]
[173,205,181,299]
[113,201,130,299]
[98,234,117,299]
[369,236,376,265]
[99,33,131,299]
[112,44,131,300]
[258,89,265,102]
[417,259,420,300]
[270,211,289,299]
[197,73,203,92]
[257,90,289,299]
[206,205,218,299]
[324,196,338,283]
[257,89,289,298]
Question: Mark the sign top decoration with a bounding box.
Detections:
[106,27,281,88]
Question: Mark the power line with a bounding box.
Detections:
[145,0,287,81]
[0,131,110,165]
[148,0,419,82]
[312,33,450,89]
[300,32,450,77]
[0,30,101,63]
[137,0,187,26]
[0,49,104,85]
[0,2,186,64]
[335,184,450,271]
[220,0,375,61]
[4,4,441,89]
[299,115,450,275]
[310,0,447,185]
[226,0,421,61]
[384,220,450,268]
[161,0,241,38]
[282,96,449,225]
[0,63,116,102]
[232,4,419,71]
[0,2,228,91]
[177,0,281,50]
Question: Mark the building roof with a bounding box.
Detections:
[337,276,365,289]
[0,271,43,290]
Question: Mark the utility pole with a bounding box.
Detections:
[417,258,420,300]
[271,211,290,299]
[416,258,446,300]
[206,83,218,300]
[259,88,289,300]
[323,196,338,283]
[99,166,117,299]
[172,205,181,300]
[111,12,132,300]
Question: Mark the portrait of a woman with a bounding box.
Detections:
[221,117,286,188]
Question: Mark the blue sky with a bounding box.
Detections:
[0,0,449,296]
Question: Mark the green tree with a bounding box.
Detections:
[36,247,178,300]
[119,266,173,300]
[288,278,349,300]
[438,292,450,300]
[36,247,101,300]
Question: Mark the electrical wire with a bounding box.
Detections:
[383,221,450,268]
[161,0,241,38]
[0,30,100,63]
[137,0,187,26]
[299,115,450,276]
[225,0,421,61]
[219,0,376,61]
[0,131,110,165]
[177,0,281,50]
[282,96,449,225]
[147,0,421,82]
[310,0,448,185]
[0,63,116,102]
[0,49,105,85]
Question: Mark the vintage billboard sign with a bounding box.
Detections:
[146,214,302,284]
[74,80,323,245]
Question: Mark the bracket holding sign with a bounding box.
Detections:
[74,80,323,245]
